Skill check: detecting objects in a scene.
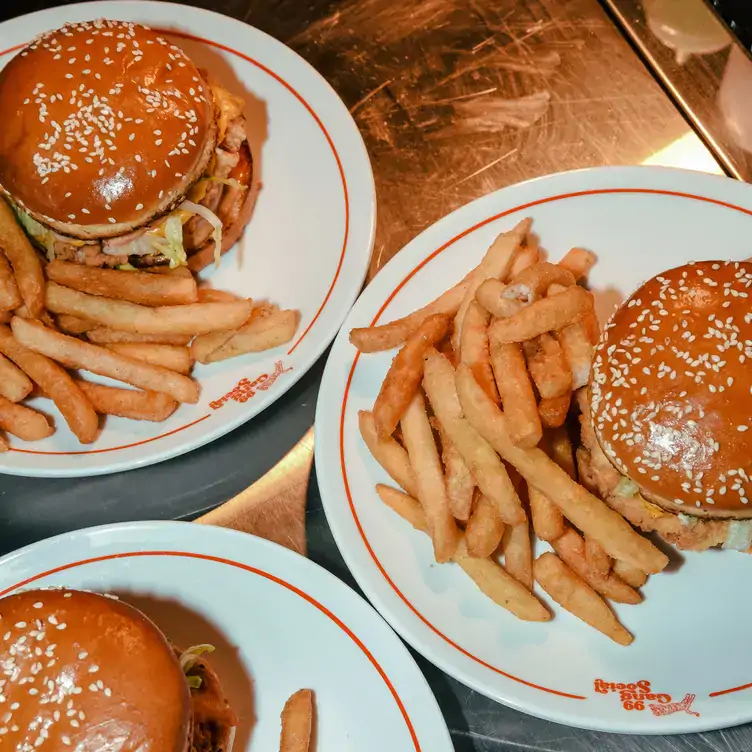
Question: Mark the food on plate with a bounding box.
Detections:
[0,588,237,752]
[103,343,194,374]
[581,259,752,551]
[0,394,54,441]
[351,219,704,645]
[0,352,33,402]
[0,20,257,272]
[75,380,179,422]
[86,327,193,346]
[279,689,315,752]
[0,251,22,311]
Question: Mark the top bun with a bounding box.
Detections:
[0,588,191,751]
[0,20,217,239]
[590,260,752,519]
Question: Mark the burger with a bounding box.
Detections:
[0,19,258,272]
[579,259,752,551]
[0,588,237,752]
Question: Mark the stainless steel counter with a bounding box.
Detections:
[1,0,747,749]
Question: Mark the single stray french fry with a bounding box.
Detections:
[279,689,314,752]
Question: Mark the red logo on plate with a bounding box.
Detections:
[209,361,293,410]
[593,680,700,716]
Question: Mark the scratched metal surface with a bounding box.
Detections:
[1,0,747,750]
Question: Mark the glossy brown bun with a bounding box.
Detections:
[0,588,191,752]
[590,260,752,519]
[0,19,217,240]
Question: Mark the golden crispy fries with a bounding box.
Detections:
[373,313,450,438]
[0,394,53,441]
[279,689,314,752]
[192,307,299,363]
[56,313,96,336]
[400,391,460,562]
[46,282,253,337]
[376,485,550,621]
[552,528,641,604]
[475,279,523,319]
[456,364,669,574]
[350,274,473,353]
[489,332,541,449]
[523,333,572,399]
[0,252,21,311]
[147,265,194,278]
[0,199,45,317]
[358,410,418,497]
[0,352,33,403]
[451,218,529,352]
[75,380,178,422]
[11,318,199,405]
[0,433,7,452]
[14,304,58,330]
[0,324,99,443]
[534,553,633,645]
[0,311,10,325]
[613,560,649,589]
[104,344,193,375]
[528,485,565,542]
[538,393,571,428]
[558,247,597,280]
[490,286,594,344]
[505,262,576,303]
[502,520,533,590]
[423,349,525,525]
[87,328,192,346]
[585,538,611,580]
[436,421,474,521]
[465,491,505,558]
[197,288,241,303]
[508,243,540,278]
[556,321,594,389]
[47,260,198,306]
[460,300,498,403]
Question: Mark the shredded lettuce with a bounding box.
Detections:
[181,200,223,267]
[179,644,215,690]
[186,675,203,690]
[614,476,639,497]
[723,521,752,551]
[116,262,138,271]
[150,213,187,269]
[14,207,59,261]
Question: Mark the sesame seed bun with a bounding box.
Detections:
[590,260,752,519]
[0,20,217,240]
[0,588,191,751]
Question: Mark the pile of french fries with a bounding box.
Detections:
[0,198,300,449]
[351,218,670,646]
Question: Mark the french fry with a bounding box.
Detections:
[86,328,192,346]
[104,344,193,375]
[465,491,505,558]
[0,310,10,325]
[474,278,523,319]
[490,286,594,344]
[538,393,571,429]
[423,349,525,525]
[56,313,96,336]
[556,320,594,389]
[46,260,198,306]
[373,313,450,438]
[0,199,45,317]
[400,391,460,562]
[358,410,418,497]
[197,288,241,303]
[46,281,253,336]
[451,218,529,351]
[456,364,669,574]
[0,394,54,441]
[376,485,550,621]
[613,560,649,589]
[14,304,58,330]
[11,318,199,405]
[436,421,474,521]
[551,528,641,604]
[505,262,575,303]
[550,426,576,478]
[146,265,194,278]
[585,538,611,579]
[534,552,633,645]
[75,380,178,422]
[502,519,533,590]
[489,332,541,449]
[509,243,540,278]
[0,352,33,403]
[459,300,498,403]
[0,251,21,311]
[0,324,99,443]
[558,247,597,280]
[523,333,572,399]
[192,307,299,363]
[528,485,565,542]
[279,689,314,752]
[0,433,7,452]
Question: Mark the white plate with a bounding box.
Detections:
[315,166,752,734]
[0,1,375,477]
[0,521,452,751]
